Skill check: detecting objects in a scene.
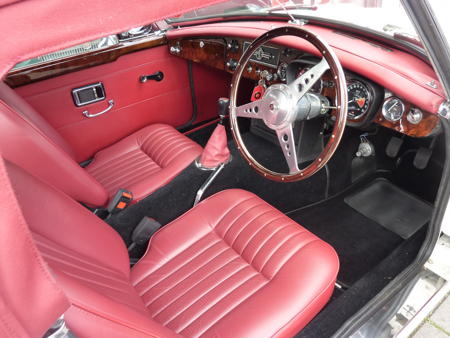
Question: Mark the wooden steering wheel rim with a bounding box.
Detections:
[229,26,348,182]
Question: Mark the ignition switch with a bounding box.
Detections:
[356,134,375,157]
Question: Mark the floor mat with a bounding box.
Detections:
[287,179,409,286]
[344,178,432,239]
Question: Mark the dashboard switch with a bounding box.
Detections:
[226,59,238,71]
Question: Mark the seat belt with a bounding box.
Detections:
[107,189,133,214]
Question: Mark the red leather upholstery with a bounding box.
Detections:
[199,123,230,168]
[0,82,109,207]
[7,160,180,337]
[132,190,339,337]
[0,82,202,205]
[0,159,69,337]
[167,21,445,114]
[0,82,74,157]
[0,0,227,79]
[7,159,338,337]
[86,124,202,202]
[16,47,196,162]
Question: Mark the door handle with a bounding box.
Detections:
[139,71,164,83]
[82,99,114,118]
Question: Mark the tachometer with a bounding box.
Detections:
[347,81,371,120]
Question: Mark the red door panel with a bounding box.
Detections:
[15,46,193,162]
[191,62,232,124]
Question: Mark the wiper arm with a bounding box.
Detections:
[264,1,315,25]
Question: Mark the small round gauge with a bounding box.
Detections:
[407,108,423,124]
[347,81,371,120]
[382,97,405,122]
[277,62,288,82]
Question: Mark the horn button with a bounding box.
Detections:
[262,84,296,130]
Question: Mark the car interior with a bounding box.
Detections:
[0,2,448,337]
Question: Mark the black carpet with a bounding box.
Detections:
[297,226,427,338]
[104,124,433,337]
[107,132,328,258]
[287,178,406,286]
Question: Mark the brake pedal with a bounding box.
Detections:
[386,136,403,158]
[413,147,432,170]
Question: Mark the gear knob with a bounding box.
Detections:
[218,97,230,122]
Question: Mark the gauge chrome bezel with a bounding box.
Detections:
[346,79,372,120]
[407,108,423,124]
[382,96,405,122]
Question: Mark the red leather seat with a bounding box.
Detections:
[0,82,202,206]
[85,124,202,201]
[6,159,339,337]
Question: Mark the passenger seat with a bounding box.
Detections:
[0,82,202,207]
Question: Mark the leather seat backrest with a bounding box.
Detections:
[6,159,177,337]
[0,82,75,157]
[0,82,108,206]
[0,158,69,337]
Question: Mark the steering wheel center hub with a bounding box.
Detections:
[229,26,347,182]
[262,84,295,129]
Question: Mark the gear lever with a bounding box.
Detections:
[198,98,231,169]
[217,97,230,123]
[194,98,231,206]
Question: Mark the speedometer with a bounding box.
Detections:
[347,81,371,120]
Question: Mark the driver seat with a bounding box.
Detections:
[5,158,339,337]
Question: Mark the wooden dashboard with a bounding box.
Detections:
[168,37,441,138]
[4,31,441,138]
[6,35,166,88]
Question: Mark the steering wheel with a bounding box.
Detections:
[229,26,348,182]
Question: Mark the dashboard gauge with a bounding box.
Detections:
[382,97,405,122]
[347,81,371,119]
[407,108,423,124]
[277,62,288,82]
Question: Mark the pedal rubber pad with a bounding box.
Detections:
[386,136,403,158]
[414,147,432,170]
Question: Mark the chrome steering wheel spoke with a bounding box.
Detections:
[235,99,266,119]
[288,57,329,98]
[229,26,347,182]
[276,124,299,174]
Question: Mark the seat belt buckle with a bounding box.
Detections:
[107,189,133,214]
